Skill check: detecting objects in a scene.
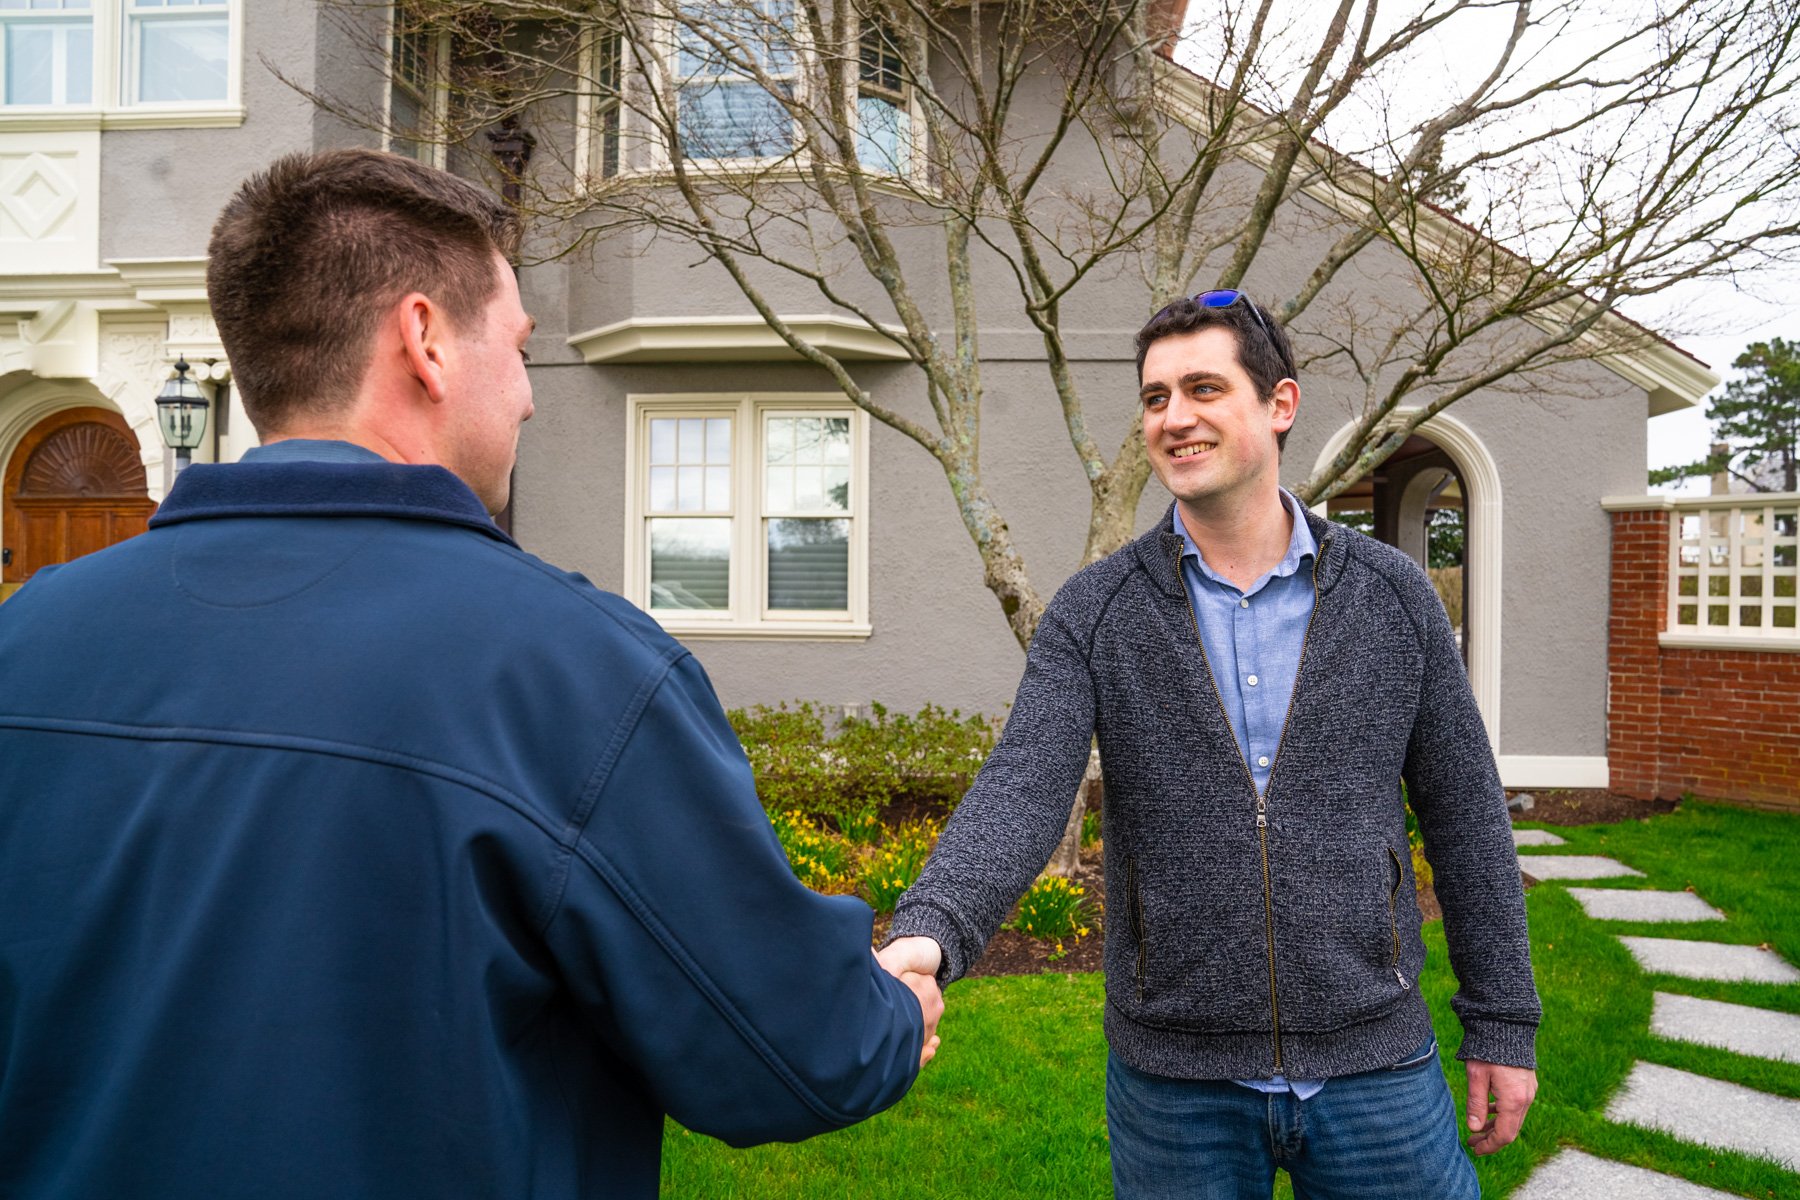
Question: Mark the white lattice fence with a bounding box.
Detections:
[1669,495,1800,640]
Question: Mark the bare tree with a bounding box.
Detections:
[303,0,1800,654]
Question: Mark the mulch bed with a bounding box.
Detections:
[875,789,1674,978]
[1507,788,1678,826]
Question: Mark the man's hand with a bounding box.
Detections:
[1465,1061,1537,1155]
[876,938,945,1069]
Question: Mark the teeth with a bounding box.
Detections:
[1171,442,1216,459]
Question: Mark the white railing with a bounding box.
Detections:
[1667,493,1800,645]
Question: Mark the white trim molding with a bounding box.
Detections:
[1496,755,1610,790]
[1309,409,1503,750]
[569,314,910,364]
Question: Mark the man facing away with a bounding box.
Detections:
[0,149,939,1199]
[882,292,1538,1198]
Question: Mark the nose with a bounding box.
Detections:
[1162,391,1201,431]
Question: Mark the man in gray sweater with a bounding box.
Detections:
[882,292,1538,1198]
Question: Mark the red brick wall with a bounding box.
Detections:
[1608,508,1800,808]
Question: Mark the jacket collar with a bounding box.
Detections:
[1136,500,1341,597]
[149,460,518,548]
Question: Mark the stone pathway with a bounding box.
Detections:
[1606,1062,1800,1170]
[1619,936,1800,983]
[1651,992,1800,1064]
[1565,887,1723,922]
[1512,837,1800,1195]
[1516,854,1645,880]
[1511,1149,1741,1199]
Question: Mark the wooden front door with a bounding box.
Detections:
[2,407,156,587]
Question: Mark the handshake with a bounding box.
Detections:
[876,936,947,1070]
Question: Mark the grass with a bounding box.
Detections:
[662,801,1800,1198]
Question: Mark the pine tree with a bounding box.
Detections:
[1650,338,1800,493]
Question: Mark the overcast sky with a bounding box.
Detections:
[1174,1,1796,496]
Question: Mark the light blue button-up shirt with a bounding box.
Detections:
[1173,490,1323,1099]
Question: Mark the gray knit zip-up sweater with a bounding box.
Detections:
[890,505,1539,1080]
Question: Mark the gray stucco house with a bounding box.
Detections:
[0,2,1717,790]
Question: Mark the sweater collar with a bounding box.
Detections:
[149,459,518,548]
[1138,500,1340,597]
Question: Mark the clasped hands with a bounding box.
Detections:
[876,936,944,1070]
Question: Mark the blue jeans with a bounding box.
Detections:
[1106,1040,1479,1200]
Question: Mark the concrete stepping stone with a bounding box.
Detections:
[1620,937,1800,983]
[1566,888,1724,922]
[1517,855,1645,880]
[1512,829,1567,847]
[1606,1061,1800,1170]
[1512,1148,1741,1199]
[1652,993,1800,1064]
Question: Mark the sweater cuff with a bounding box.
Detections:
[1455,1017,1539,1070]
[885,900,971,985]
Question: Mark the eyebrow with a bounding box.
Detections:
[1139,370,1229,400]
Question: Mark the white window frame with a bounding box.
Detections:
[0,0,242,130]
[624,392,871,640]
[0,3,93,108]
[382,3,450,168]
[650,0,812,173]
[574,18,626,182]
[850,16,923,180]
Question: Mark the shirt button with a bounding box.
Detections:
[1240,598,1250,608]
[1247,674,1259,687]
[1258,755,1270,767]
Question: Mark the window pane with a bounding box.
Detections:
[766,417,794,466]
[794,417,823,462]
[677,464,704,511]
[822,417,850,463]
[650,518,731,610]
[678,417,704,462]
[4,26,53,103]
[135,15,229,102]
[794,466,822,509]
[705,465,731,510]
[706,417,731,463]
[649,418,676,465]
[648,465,677,513]
[823,465,849,511]
[64,22,88,101]
[388,84,423,160]
[768,518,848,611]
[678,79,791,159]
[765,464,793,513]
[856,95,909,174]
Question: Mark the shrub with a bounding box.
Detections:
[1008,876,1094,954]
[859,818,941,914]
[768,808,857,894]
[730,701,999,829]
[1080,808,1102,849]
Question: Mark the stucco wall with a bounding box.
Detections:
[98,4,322,261]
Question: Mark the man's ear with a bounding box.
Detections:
[1270,377,1300,435]
[396,292,450,405]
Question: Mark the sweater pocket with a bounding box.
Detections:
[1126,855,1147,1002]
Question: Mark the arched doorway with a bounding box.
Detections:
[1311,412,1502,748]
[2,406,156,593]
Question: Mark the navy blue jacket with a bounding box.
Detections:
[0,460,922,1198]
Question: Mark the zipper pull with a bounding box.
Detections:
[1256,813,1267,829]
[1394,967,1411,991]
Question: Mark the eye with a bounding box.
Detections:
[1142,393,1167,409]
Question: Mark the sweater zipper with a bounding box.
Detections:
[1171,535,1326,1075]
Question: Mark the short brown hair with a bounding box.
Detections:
[1135,295,1297,452]
[206,149,522,434]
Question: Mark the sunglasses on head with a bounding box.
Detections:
[1153,289,1294,380]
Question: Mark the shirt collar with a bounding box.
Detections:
[240,438,391,466]
[149,458,517,547]
[1173,489,1317,593]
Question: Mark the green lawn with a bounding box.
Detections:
[662,802,1800,1198]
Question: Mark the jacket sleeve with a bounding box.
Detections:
[541,652,923,1147]
[887,600,1097,984]
[1398,563,1541,1069]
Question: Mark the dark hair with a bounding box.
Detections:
[1134,295,1297,452]
[206,149,523,435]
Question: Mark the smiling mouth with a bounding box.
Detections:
[1169,442,1217,459]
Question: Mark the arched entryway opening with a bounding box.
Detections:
[1311,412,1502,748]
[2,406,156,597]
